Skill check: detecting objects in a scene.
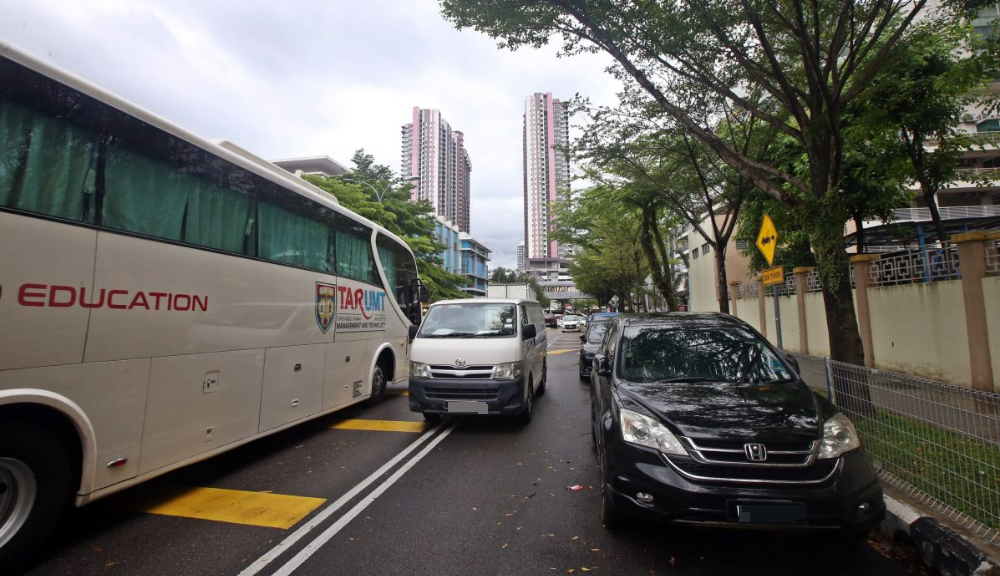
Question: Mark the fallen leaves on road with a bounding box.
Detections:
[567,485,584,491]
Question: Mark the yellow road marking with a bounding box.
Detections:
[387,389,409,396]
[331,419,427,433]
[547,349,580,355]
[122,486,325,529]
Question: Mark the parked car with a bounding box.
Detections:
[544,313,558,328]
[561,314,583,332]
[579,318,614,381]
[590,313,884,537]
[408,298,547,423]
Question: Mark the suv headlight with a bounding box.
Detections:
[493,361,523,380]
[410,361,431,379]
[818,412,861,459]
[619,408,687,455]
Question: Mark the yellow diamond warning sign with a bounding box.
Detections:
[756,214,778,266]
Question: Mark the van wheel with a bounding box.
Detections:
[0,421,72,570]
[519,380,534,424]
[536,361,547,396]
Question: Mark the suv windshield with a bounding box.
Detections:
[586,322,610,343]
[618,326,793,384]
[417,302,517,338]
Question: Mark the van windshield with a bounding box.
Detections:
[417,303,518,338]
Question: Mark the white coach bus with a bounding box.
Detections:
[0,41,425,565]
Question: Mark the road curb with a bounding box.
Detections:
[880,494,1000,576]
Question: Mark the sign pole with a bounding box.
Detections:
[774,285,783,350]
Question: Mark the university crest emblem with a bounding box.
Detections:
[316,282,336,334]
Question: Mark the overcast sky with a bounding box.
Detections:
[0,0,622,270]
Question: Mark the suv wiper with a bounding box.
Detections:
[654,377,732,384]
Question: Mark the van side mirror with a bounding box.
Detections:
[522,324,537,340]
[594,354,611,376]
[408,324,419,341]
[579,334,586,342]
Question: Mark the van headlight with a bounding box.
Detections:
[818,413,861,459]
[494,361,523,380]
[620,408,687,455]
[411,361,431,379]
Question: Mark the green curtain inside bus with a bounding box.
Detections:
[104,144,188,240]
[104,142,253,253]
[0,101,97,221]
[337,226,376,283]
[258,201,331,270]
[377,244,397,291]
[185,179,253,254]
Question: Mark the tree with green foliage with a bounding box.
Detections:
[575,84,781,312]
[552,186,651,312]
[489,267,551,307]
[441,0,940,365]
[305,149,468,302]
[860,23,999,245]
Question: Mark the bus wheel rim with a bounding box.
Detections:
[0,457,37,549]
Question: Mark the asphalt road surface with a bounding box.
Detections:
[18,329,924,576]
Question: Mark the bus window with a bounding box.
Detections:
[377,232,420,323]
[336,212,380,285]
[0,96,100,223]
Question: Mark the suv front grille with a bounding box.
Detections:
[681,437,818,467]
[665,455,839,485]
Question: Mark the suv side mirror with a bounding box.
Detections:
[784,353,800,375]
[522,324,537,340]
[408,324,419,341]
[594,354,611,376]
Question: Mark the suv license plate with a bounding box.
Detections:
[448,401,487,414]
[736,503,806,524]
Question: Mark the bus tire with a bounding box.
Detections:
[366,359,388,405]
[0,420,72,570]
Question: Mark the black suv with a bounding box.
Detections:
[590,313,884,537]
[579,318,614,381]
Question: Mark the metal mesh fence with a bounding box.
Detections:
[828,360,1000,544]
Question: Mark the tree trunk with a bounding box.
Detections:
[805,199,873,420]
[922,186,948,246]
[714,247,730,314]
[639,207,676,310]
[852,212,866,254]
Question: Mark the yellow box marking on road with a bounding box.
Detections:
[124,486,326,529]
[331,419,427,433]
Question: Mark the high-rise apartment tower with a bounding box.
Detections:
[401,107,472,232]
[523,93,570,259]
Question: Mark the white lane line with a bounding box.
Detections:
[547,335,562,349]
[237,420,444,576]
[273,419,461,576]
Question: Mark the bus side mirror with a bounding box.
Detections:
[408,324,419,341]
[418,285,430,303]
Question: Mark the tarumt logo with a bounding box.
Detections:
[337,286,385,320]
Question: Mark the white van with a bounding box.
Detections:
[407,299,547,422]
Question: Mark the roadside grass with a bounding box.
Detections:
[855,408,1000,532]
